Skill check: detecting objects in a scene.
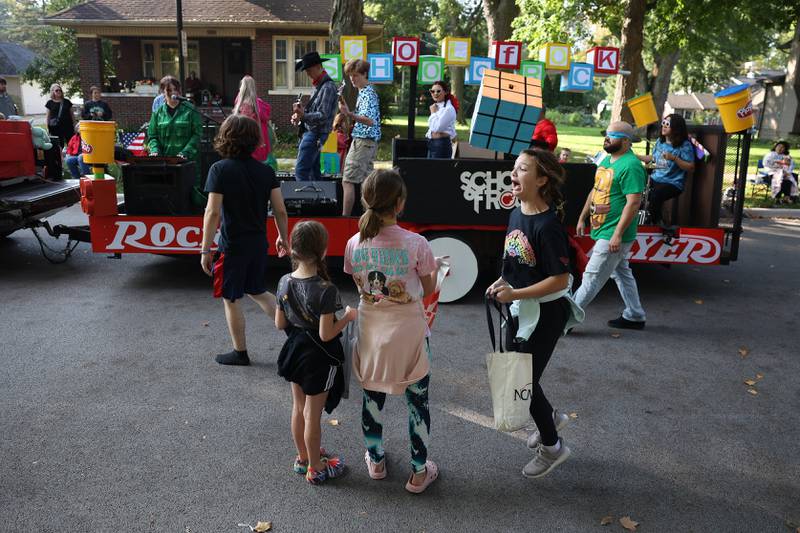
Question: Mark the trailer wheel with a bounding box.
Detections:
[427,234,479,303]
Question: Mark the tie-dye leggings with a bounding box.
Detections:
[362,374,431,474]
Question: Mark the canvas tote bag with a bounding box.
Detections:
[485,298,533,432]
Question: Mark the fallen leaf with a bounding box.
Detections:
[619,516,639,531]
[738,347,749,358]
[743,379,756,386]
[723,279,730,283]
[327,419,340,426]
[694,299,704,304]
[755,373,763,380]
[747,389,758,395]
[202,322,209,327]
[568,412,578,419]
[254,522,272,532]
[611,333,621,339]
[600,515,613,525]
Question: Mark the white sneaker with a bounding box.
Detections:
[526,410,570,449]
[522,438,571,478]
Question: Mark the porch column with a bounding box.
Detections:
[77,36,103,98]
[252,30,271,97]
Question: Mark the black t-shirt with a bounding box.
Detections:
[45,99,73,129]
[277,274,342,330]
[501,207,571,289]
[81,100,113,121]
[204,157,279,254]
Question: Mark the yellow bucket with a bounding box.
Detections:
[80,121,116,177]
[626,93,659,127]
[714,85,754,133]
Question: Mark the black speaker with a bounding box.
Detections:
[280,181,338,216]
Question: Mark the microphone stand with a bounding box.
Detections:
[176,98,222,190]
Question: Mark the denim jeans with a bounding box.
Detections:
[427,137,452,159]
[573,239,646,322]
[295,130,327,181]
[65,154,90,179]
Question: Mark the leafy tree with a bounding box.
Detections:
[3,0,108,98]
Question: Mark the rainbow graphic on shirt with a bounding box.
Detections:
[504,229,536,266]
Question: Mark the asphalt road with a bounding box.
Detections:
[1,206,798,533]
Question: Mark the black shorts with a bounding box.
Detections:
[212,251,268,302]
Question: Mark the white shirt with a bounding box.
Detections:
[426,101,457,139]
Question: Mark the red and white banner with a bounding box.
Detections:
[571,227,725,266]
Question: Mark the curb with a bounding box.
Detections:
[744,207,800,219]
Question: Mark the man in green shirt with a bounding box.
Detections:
[574,121,647,330]
[147,75,203,206]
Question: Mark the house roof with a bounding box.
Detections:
[45,0,379,27]
[0,42,36,76]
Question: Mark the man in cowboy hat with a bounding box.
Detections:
[574,121,647,330]
[292,51,339,181]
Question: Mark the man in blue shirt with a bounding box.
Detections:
[292,52,338,181]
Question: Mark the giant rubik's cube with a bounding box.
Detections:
[469,69,542,155]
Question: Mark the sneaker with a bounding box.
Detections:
[293,448,329,474]
[607,316,645,330]
[215,350,250,365]
[305,456,346,485]
[522,439,571,479]
[526,410,570,449]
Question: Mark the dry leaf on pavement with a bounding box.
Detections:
[619,516,639,531]
[743,379,756,386]
[738,347,749,358]
[254,522,272,532]
[600,515,613,525]
[694,299,704,304]
[327,419,340,426]
[202,322,209,327]
[611,333,621,338]
[747,389,758,395]
[569,412,578,419]
[755,373,763,380]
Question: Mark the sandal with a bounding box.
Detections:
[292,447,329,474]
[364,451,387,480]
[404,460,439,494]
[305,455,346,485]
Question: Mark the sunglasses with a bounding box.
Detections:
[661,120,671,127]
[605,131,631,140]
[429,89,442,94]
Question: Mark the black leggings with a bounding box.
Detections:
[516,298,570,446]
[648,181,682,224]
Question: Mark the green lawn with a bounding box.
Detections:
[273,118,789,208]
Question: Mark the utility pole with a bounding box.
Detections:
[176,0,185,84]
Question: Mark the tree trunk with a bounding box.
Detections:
[786,20,800,133]
[611,0,647,124]
[650,50,680,119]
[450,66,466,124]
[482,0,519,42]
[329,0,364,110]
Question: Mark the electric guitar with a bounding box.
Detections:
[294,79,347,139]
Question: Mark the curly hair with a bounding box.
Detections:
[213,115,260,159]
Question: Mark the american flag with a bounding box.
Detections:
[120,131,147,156]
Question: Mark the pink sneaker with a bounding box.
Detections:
[364,451,387,480]
[404,460,438,494]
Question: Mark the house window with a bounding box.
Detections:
[272,37,331,92]
[141,40,200,81]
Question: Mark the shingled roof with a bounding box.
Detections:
[45,0,377,25]
[0,42,36,76]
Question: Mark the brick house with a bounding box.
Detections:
[44,0,382,130]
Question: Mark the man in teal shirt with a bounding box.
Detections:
[574,121,647,330]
